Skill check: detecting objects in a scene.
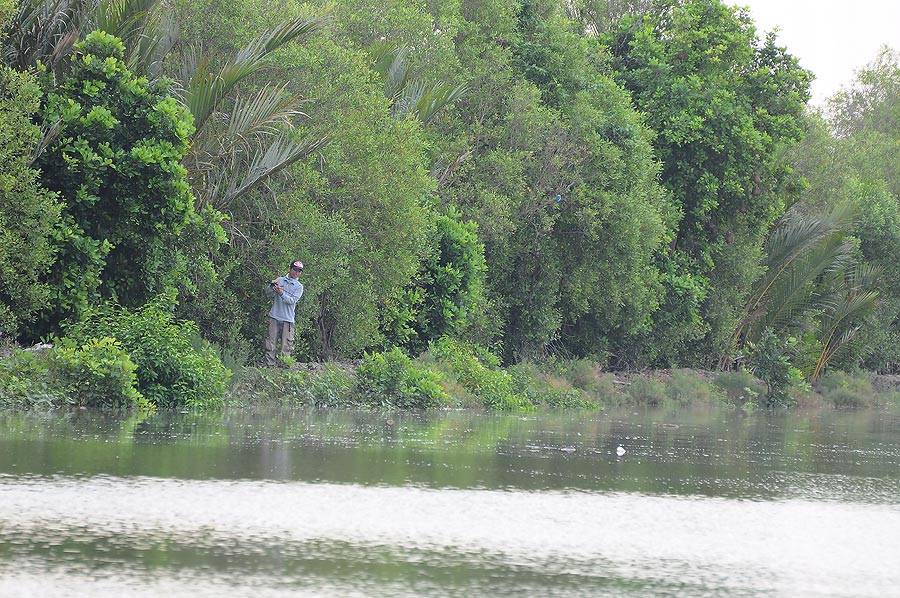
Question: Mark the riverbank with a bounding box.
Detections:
[4,338,900,412]
[230,354,900,412]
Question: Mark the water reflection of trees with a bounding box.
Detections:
[0,408,898,497]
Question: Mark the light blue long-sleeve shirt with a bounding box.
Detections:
[266,275,304,323]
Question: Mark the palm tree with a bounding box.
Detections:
[811,263,880,380]
[2,0,167,74]
[178,13,331,211]
[724,202,881,378]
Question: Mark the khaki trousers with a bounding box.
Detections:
[264,317,295,366]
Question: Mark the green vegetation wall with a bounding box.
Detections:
[329,0,674,363]
[5,0,840,373]
[603,0,811,366]
[30,31,195,338]
[0,66,61,336]
[787,48,900,373]
[165,0,437,360]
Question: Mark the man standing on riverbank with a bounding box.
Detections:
[264,260,304,367]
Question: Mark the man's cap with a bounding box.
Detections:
[290,260,304,271]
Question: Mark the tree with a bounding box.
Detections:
[383,208,487,355]
[0,65,61,337]
[31,30,195,336]
[785,48,900,373]
[165,7,439,359]
[725,202,880,382]
[604,0,812,365]
[444,0,671,363]
[173,10,332,212]
[3,0,333,226]
[368,42,467,124]
[566,0,655,35]
[728,204,857,355]
[2,0,168,74]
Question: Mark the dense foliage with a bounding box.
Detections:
[30,30,196,336]
[603,0,812,365]
[2,0,900,411]
[0,65,60,335]
[61,291,231,410]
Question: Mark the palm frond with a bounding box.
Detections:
[184,12,329,137]
[412,81,468,124]
[224,83,305,138]
[218,133,328,208]
[257,12,332,55]
[2,0,85,70]
[754,236,855,335]
[189,84,306,181]
[724,203,863,369]
[184,53,229,133]
[811,264,881,379]
[368,41,467,124]
[3,0,167,74]
[748,202,859,313]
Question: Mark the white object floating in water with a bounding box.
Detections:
[616,446,626,456]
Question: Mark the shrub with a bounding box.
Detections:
[383,209,487,354]
[33,30,196,338]
[0,66,61,337]
[428,338,530,410]
[816,370,877,409]
[748,329,803,406]
[508,362,599,409]
[51,337,152,412]
[666,369,725,405]
[0,349,63,409]
[714,370,767,405]
[62,291,231,410]
[626,375,667,407]
[232,367,311,405]
[564,359,609,392]
[353,347,448,409]
[302,364,355,407]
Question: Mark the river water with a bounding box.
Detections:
[1,406,899,597]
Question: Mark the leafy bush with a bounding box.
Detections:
[748,329,803,406]
[230,367,309,405]
[0,349,63,409]
[31,30,196,339]
[666,369,725,405]
[560,359,609,391]
[51,337,152,412]
[62,291,231,410]
[713,370,767,405]
[301,365,355,407]
[626,375,667,407]
[353,348,448,409]
[428,338,530,410]
[383,209,487,354]
[816,370,877,409]
[0,66,61,337]
[507,362,597,409]
[0,341,151,412]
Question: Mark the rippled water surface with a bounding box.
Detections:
[1,407,899,597]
